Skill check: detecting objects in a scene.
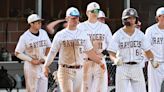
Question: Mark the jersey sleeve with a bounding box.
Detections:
[104,25,113,51]
[15,35,26,53]
[44,33,61,66]
[145,27,152,45]
[141,35,152,51]
[108,32,119,53]
[50,33,61,53]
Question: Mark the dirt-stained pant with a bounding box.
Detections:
[83,59,107,92]
[57,65,83,92]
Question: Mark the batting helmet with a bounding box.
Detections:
[122,8,139,26]
[122,8,138,20]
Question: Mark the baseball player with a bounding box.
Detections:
[97,10,106,23]
[145,7,164,92]
[78,2,113,92]
[43,7,105,92]
[109,8,154,92]
[15,14,51,92]
[136,21,141,29]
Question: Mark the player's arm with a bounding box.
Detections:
[15,52,41,65]
[144,50,159,68]
[43,49,58,77]
[108,34,123,65]
[85,49,102,64]
[109,51,117,62]
[15,52,32,62]
[142,34,158,68]
[44,36,59,67]
[44,49,57,67]
[45,48,50,56]
[46,19,65,34]
[43,34,60,77]
[109,51,123,66]
[85,49,105,70]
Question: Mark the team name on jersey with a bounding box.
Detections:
[88,34,105,41]
[152,37,164,44]
[62,39,85,47]
[29,40,47,48]
[119,41,142,49]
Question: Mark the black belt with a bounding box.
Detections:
[125,62,138,65]
[60,64,83,69]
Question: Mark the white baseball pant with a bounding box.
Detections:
[148,62,164,92]
[116,64,146,92]
[24,62,48,92]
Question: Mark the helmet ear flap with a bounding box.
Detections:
[122,18,131,26]
[122,17,138,26]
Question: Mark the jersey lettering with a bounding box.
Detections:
[88,34,105,41]
[152,37,164,44]
[119,41,142,49]
[62,39,85,47]
[88,34,105,50]
[28,40,47,48]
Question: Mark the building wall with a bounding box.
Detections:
[131,0,164,31]
[0,19,27,55]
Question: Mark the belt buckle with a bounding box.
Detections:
[75,65,82,69]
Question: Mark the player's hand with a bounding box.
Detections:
[151,61,159,68]
[30,59,41,65]
[43,66,50,77]
[114,58,123,66]
[39,58,45,64]
[99,63,105,72]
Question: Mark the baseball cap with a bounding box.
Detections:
[156,7,164,17]
[66,7,80,17]
[98,10,106,18]
[87,2,100,11]
[27,14,44,24]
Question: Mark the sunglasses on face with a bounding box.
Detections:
[90,9,100,14]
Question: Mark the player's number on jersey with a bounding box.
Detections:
[136,49,141,56]
[79,47,83,54]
